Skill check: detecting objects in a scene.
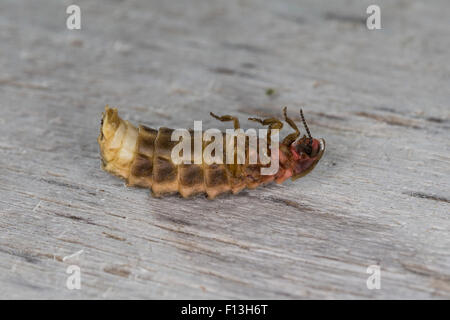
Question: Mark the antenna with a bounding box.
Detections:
[299,109,312,140]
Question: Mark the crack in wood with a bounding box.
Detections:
[404,191,450,204]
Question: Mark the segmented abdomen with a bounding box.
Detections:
[98,107,289,199]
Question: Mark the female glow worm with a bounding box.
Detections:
[98,106,325,199]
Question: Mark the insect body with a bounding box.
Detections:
[98,106,325,199]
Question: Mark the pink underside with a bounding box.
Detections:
[275,168,293,184]
[272,147,294,184]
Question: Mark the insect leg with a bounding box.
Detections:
[210,112,240,130]
[248,116,283,166]
[248,117,283,144]
[210,112,243,180]
[282,106,300,145]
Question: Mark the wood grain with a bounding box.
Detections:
[0,0,449,299]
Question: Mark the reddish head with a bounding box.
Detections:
[288,110,325,180]
[290,136,325,180]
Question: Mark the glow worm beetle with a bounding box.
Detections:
[98,106,325,199]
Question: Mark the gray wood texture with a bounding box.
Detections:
[0,0,449,299]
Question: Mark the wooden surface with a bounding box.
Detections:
[0,0,449,299]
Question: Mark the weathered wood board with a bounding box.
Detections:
[0,0,449,299]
